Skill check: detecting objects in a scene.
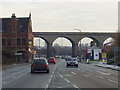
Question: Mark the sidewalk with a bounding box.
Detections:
[94,62,120,71]
[1,63,30,71]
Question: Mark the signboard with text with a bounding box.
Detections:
[102,53,107,59]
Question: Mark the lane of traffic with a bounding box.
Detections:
[57,58,118,88]
[2,63,56,88]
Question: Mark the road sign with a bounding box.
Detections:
[87,49,92,53]
[102,53,107,58]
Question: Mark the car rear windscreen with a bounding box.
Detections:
[49,58,54,60]
[33,59,46,64]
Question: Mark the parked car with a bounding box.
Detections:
[66,58,78,67]
[31,58,50,73]
[48,57,56,64]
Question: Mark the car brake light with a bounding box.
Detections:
[44,64,49,67]
[31,64,35,67]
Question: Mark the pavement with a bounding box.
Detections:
[91,61,120,71]
[1,63,30,71]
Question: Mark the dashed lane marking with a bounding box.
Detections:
[96,75,104,79]
[71,72,76,75]
[64,78,70,83]
[45,65,57,88]
[57,84,72,88]
[60,74,63,78]
[108,79,120,84]
[97,71,111,75]
[48,78,52,84]
[45,84,49,88]
[73,84,79,88]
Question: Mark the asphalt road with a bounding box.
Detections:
[2,58,119,90]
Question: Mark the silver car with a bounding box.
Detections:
[66,58,78,67]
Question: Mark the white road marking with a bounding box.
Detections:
[96,75,104,79]
[45,84,49,88]
[48,78,52,83]
[108,79,119,84]
[58,85,71,88]
[64,78,70,83]
[60,74,63,78]
[45,64,57,88]
[87,72,93,75]
[50,74,53,78]
[84,74,90,77]
[64,74,71,76]
[71,72,76,74]
[73,84,79,88]
[58,73,70,83]
[97,71,111,75]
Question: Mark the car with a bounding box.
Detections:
[31,58,50,73]
[66,58,78,67]
[65,56,72,61]
[48,57,56,64]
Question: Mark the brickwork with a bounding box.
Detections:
[1,13,33,63]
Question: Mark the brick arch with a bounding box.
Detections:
[38,36,49,45]
[102,36,116,45]
[78,36,100,47]
[33,32,118,57]
[51,36,78,57]
[52,36,74,46]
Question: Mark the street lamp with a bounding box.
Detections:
[39,34,40,49]
[74,29,82,59]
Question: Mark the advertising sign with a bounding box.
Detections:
[94,49,99,60]
[102,53,107,58]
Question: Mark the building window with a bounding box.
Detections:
[17,38,21,45]
[2,39,6,45]
[7,39,11,45]
[22,38,27,45]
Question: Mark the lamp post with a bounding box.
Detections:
[39,34,40,49]
[39,34,40,57]
[74,29,82,59]
[15,19,18,65]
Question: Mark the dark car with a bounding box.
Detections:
[48,57,56,64]
[31,58,50,73]
[66,58,78,67]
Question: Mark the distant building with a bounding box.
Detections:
[1,13,33,63]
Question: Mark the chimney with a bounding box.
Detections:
[12,13,16,18]
[29,12,31,18]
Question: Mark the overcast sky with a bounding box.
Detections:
[0,0,119,46]
[0,0,118,32]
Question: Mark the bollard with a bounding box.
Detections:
[87,59,90,64]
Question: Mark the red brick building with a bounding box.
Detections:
[1,13,33,63]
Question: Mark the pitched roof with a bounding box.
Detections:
[17,17,29,32]
[0,17,30,32]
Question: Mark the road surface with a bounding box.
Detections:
[2,58,119,90]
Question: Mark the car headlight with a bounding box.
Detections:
[75,62,78,64]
